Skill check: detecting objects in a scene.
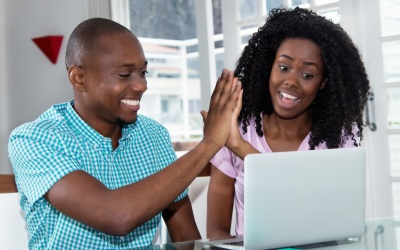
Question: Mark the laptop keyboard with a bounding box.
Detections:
[223,240,244,246]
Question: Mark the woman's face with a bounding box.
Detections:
[269,38,326,120]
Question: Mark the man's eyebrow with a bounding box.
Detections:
[116,61,148,68]
[279,54,319,68]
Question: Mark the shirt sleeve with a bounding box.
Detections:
[210,146,237,179]
[8,124,82,207]
[154,123,188,202]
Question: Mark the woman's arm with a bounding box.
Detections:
[163,196,201,242]
[226,140,260,161]
[206,165,235,238]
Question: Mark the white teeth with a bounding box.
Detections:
[280,92,298,100]
[121,99,140,106]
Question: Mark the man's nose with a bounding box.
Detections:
[130,77,147,93]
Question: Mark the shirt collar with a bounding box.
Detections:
[64,100,133,147]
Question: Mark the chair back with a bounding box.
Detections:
[0,174,18,193]
[0,174,29,249]
[188,164,236,239]
[153,163,212,244]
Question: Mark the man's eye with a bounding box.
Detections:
[119,74,130,78]
[141,70,149,76]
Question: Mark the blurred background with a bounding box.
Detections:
[0,0,398,235]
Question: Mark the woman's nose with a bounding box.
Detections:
[284,72,299,88]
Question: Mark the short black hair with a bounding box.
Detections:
[235,7,370,149]
[65,18,132,69]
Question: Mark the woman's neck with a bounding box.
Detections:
[262,112,312,152]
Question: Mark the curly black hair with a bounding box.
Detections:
[234,7,370,149]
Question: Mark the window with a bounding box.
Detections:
[161,99,169,113]
[122,0,222,142]
[379,0,400,224]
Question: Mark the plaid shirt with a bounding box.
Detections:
[8,100,187,249]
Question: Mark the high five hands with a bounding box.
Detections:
[201,69,243,150]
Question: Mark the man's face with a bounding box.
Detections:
[76,31,148,129]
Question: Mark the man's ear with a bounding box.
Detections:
[68,65,85,92]
[320,78,328,90]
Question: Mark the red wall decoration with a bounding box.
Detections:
[32,35,63,64]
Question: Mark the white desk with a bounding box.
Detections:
[149,217,399,250]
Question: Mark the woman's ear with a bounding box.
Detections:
[320,78,328,90]
[68,65,85,92]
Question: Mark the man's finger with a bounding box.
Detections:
[210,69,234,110]
[200,110,208,123]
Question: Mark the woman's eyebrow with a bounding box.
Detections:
[279,54,294,61]
[279,54,320,69]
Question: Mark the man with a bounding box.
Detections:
[8,18,241,249]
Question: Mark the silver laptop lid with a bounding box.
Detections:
[244,147,366,249]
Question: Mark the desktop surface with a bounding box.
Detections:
[137,217,399,250]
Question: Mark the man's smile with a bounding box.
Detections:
[121,99,140,106]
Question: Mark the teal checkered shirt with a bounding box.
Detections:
[8,100,188,249]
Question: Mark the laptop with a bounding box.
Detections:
[203,147,366,250]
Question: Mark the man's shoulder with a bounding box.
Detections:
[10,102,70,138]
[131,115,168,132]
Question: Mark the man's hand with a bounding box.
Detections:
[201,69,242,150]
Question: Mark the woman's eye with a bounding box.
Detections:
[279,65,289,71]
[303,73,314,79]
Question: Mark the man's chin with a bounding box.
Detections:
[117,117,137,126]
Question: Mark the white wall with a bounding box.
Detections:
[0,0,88,173]
[0,0,9,174]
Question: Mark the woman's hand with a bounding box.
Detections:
[225,78,244,151]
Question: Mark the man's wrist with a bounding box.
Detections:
[197,138,223,158]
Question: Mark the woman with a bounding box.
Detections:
[207,7,370,238]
